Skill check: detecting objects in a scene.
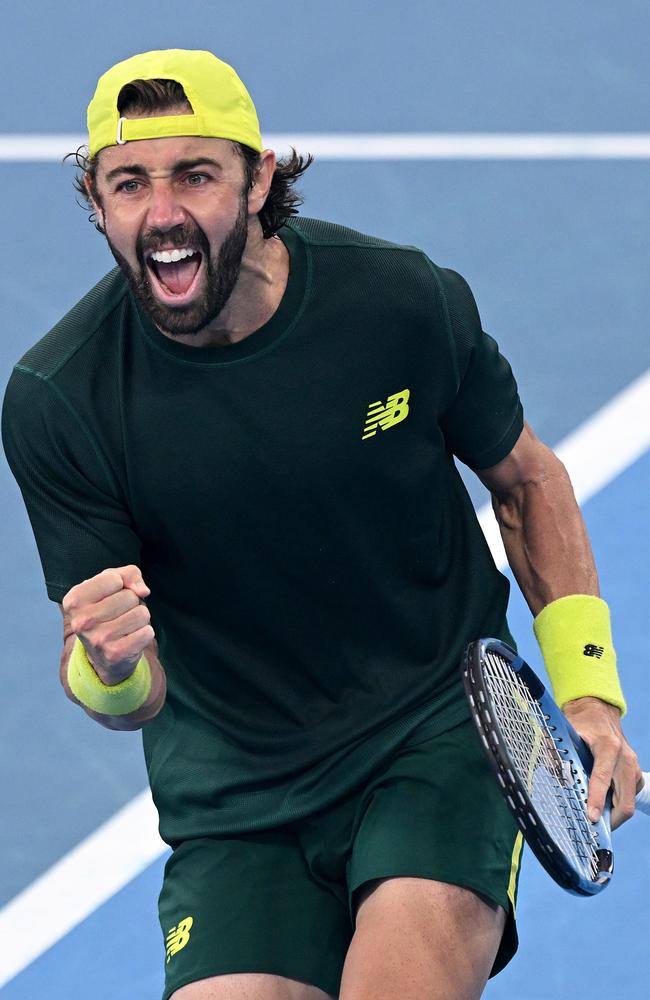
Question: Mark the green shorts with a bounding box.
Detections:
[158,716,523,1000]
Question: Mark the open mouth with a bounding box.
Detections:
[146,247,205,305]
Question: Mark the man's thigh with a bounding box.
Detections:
[344,717,523,981]
[340,877,507,1000]
[170,972,335,999]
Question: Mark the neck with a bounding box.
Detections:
[164,220,289,348]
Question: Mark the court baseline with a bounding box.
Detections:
[3,133,650,161]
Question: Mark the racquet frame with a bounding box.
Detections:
[462,638,614,896]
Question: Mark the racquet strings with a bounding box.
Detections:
[483,649,600,882]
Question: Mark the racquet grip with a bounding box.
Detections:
[635,772,650,816]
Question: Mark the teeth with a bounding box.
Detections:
[150,248,196,264]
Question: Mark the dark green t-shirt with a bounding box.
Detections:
[2,218,523,844]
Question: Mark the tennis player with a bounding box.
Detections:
[2,50,641,1000]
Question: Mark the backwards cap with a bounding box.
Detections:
[87,49,263,158]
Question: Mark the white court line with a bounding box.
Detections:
[0,792,167,987]
[4,132,650,161]
[0,370,648,988]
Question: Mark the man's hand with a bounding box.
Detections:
[563,696,642,830]
[61,565,154,684]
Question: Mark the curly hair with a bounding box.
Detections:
[68,78,314,238]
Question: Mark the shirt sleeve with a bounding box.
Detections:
[436,267,524,469]
[2,367,141,603]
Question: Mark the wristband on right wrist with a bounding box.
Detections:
[67,637,152,716]
[532,594,626,715]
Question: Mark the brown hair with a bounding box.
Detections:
[69,78,314,238]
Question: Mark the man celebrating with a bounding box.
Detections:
[2,49,640,1000]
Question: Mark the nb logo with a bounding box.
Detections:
[583,644,604,659]
[166,916,194,964]
[363,389,410,440]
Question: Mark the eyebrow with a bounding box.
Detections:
[104,157,224,183]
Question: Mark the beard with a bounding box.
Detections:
[106,195,249,337]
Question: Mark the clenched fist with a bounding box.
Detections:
[62,565,155,685]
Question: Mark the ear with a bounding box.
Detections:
[247,149,276,215]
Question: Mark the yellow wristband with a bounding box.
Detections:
[67,637,152,716]
[533,594,626,715]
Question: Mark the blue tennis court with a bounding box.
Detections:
[1,3,649,997]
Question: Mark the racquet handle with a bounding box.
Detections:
[636,772,650,816]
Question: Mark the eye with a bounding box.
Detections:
[184,173,209,187]
[116,179,142,193]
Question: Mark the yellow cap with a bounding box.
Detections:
[87,49,263,158]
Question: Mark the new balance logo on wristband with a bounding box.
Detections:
[583,644,605,658]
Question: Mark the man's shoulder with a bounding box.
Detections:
[287,216,465,282]
[286,216,468,303]
[16,267,128,380]
[286,216,426,255]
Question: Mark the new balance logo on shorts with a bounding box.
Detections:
[583,644,604,658]
[362,389,410,440]
[166,916,194,963]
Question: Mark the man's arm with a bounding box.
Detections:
[476,420,598,614]
[476,420,641,827]
[59,565,166,731]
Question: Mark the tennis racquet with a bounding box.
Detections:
[462,637,650,896]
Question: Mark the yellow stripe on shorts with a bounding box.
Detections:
[507,832,524,913]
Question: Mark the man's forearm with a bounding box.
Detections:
[59,633,167,731]
[490,450,599,615]
[477,422,639,828]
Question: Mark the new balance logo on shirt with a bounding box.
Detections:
[363,389,410,440]
[583,644,604,658]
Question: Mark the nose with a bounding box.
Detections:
[145,180,187,233]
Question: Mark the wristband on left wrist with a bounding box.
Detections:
[533,594,627,716]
